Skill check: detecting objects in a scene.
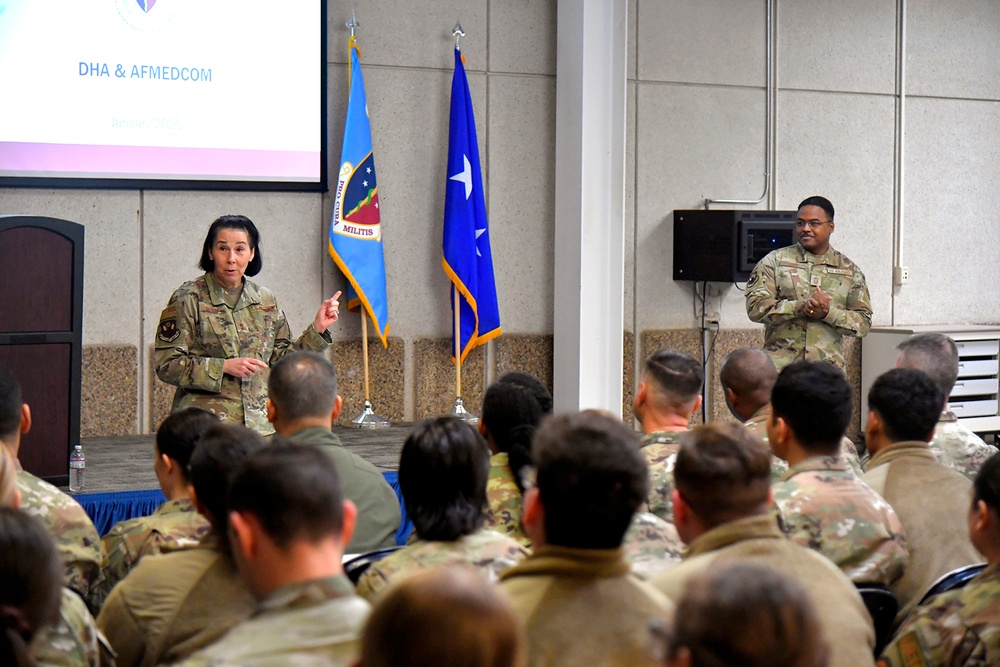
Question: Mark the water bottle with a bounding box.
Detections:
[69,444,85,493]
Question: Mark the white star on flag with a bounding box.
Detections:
[449,155,473,200]
[475,227,486,257]
[363,180,368,187]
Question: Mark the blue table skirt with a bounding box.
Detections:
[75,471,414,546]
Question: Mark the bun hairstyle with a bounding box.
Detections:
[481,381,545,494]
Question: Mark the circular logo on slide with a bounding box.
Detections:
[115,0,178,32]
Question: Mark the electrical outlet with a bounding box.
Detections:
[893,266,910,286]
[706,311,720,324]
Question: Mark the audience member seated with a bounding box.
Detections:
[634,349,703,522]
[862,368,983,627]
[879,452,1000,666]
[650,422,874,667]
[622,511,685,581]
[97,423,264,666]
[356,418,528,601]
[497,371,553,414]
[479,379,545,546]
[896,333,997,481]
[661,561,830,667]
[175,442,370,665]
[769,361,908,586]
[0,365,103,608]
[720,348,863,480]
[358,566,525,667]
[96,407,216,603]
[500,411,673,667]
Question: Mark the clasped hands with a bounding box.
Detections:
[801,287,830,320]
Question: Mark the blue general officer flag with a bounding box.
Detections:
[329,36,389,346]
[442,48,501,363]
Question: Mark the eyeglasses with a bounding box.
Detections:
[795,218,831,229]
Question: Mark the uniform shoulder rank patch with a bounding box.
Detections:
[158,318,179,343]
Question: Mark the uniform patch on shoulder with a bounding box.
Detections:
[897,633,928,667]
[158,319,179,343]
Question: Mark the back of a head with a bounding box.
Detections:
[189,423,267,537]
[0,507,63,667]
[0,365,22,442]
[228,441,345,548]
[719,348,777,403]
[267,351,338,421]
[896,333,959,402]
[770,361,852,455]
[497,372,553,414]
[481,381,545,493]
[674,423,772,529]
[867,368,942,444]
[643,350,704,411]
[533,410,647,549]
[667,562,829,667]
[156,408,219,481]
[359,566,526,667]
[399,418,489,542]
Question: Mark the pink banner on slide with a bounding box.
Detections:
[0,142,319,181]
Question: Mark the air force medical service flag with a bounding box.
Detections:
[329,37,390,346]
[442,49,501,363]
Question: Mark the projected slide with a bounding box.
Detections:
[0,0,323,186]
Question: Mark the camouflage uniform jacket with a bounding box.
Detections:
[32,588,115,667]
[154,272,332,435]
[745,244,872,369]
[356,527,529,602]
[930,411,997,482]
[483,452,529,547]
[97,497,210,603]
[175,575,370,667]
[622,511,685,581]
[17,469,103,605]
[773,456,909,586]
[743,403,864,481]
[639,430,687,523]
[879,561,1000,667]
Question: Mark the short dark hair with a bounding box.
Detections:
[533,411,647,549]
[481,381,544,493]
[268,351,338,421]
[399,418,489,542]
[719,348,777,399]
[198,214,263,276]
[797,196,835,221]
[643,349,704,404]
[771,361,852,455]
[0,365,22,440]
[228,442,345,549]
[973,453,1000,514]
[667,562,829,667]
[189,423,267,539]
[497,372,553,414]
[674,423,772,529]
[867,368,942,443]
[896,334,958,401]
[155,408,219,481]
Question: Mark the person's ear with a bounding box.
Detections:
[340,499,357,547]
[478,419,488,437]
[690,395,703,417]
[228,510,257,561]
[11,488,22,509]
[331,395,343,422]
[672,489,687,527]
[266,398,277,424]
[19,404,31,435]
[971,499,991,533]
[160,453,176,475]
[724,386,738,409]
[522,487,544,534]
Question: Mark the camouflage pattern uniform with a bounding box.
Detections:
[154,273,332,435]
[356,527,529,602]
[930,411,997,482]
[32,587,115,667]
[96,497,210,602]
[483,452,529,547]
[746,244,872,369]
[622,511,684,580]
[639,430,686,523]
[773,456,909,586]
[743,404,864,481]
[879,562,1000,667]
[174,575,370,667]
[16,470,102,605]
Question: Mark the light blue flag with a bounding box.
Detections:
[329,37,389,346]
[442,49,501,362]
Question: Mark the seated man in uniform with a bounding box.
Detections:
[267,351,400,553]
[768,360,908,586]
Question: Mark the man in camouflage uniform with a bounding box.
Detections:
[622,510,685,580]
[176,444,371,666]
[878,450,1000,666]
[634,349,703,522]
[896,333,998,481]
[745,195,872,370]
[720,347,864,480]
[32,587,115,667]
[768,361,908,586]
[0,365,103,608]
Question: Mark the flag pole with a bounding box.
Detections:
[352,308,390,429]
[449,284,478,423]
[362,312,372,401]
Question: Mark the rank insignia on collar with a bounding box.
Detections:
[158,319,179,343]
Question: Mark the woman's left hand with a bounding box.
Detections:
[313,291,342,333]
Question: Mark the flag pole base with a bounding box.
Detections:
[448,397,479,425]
[352,400,391,429]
